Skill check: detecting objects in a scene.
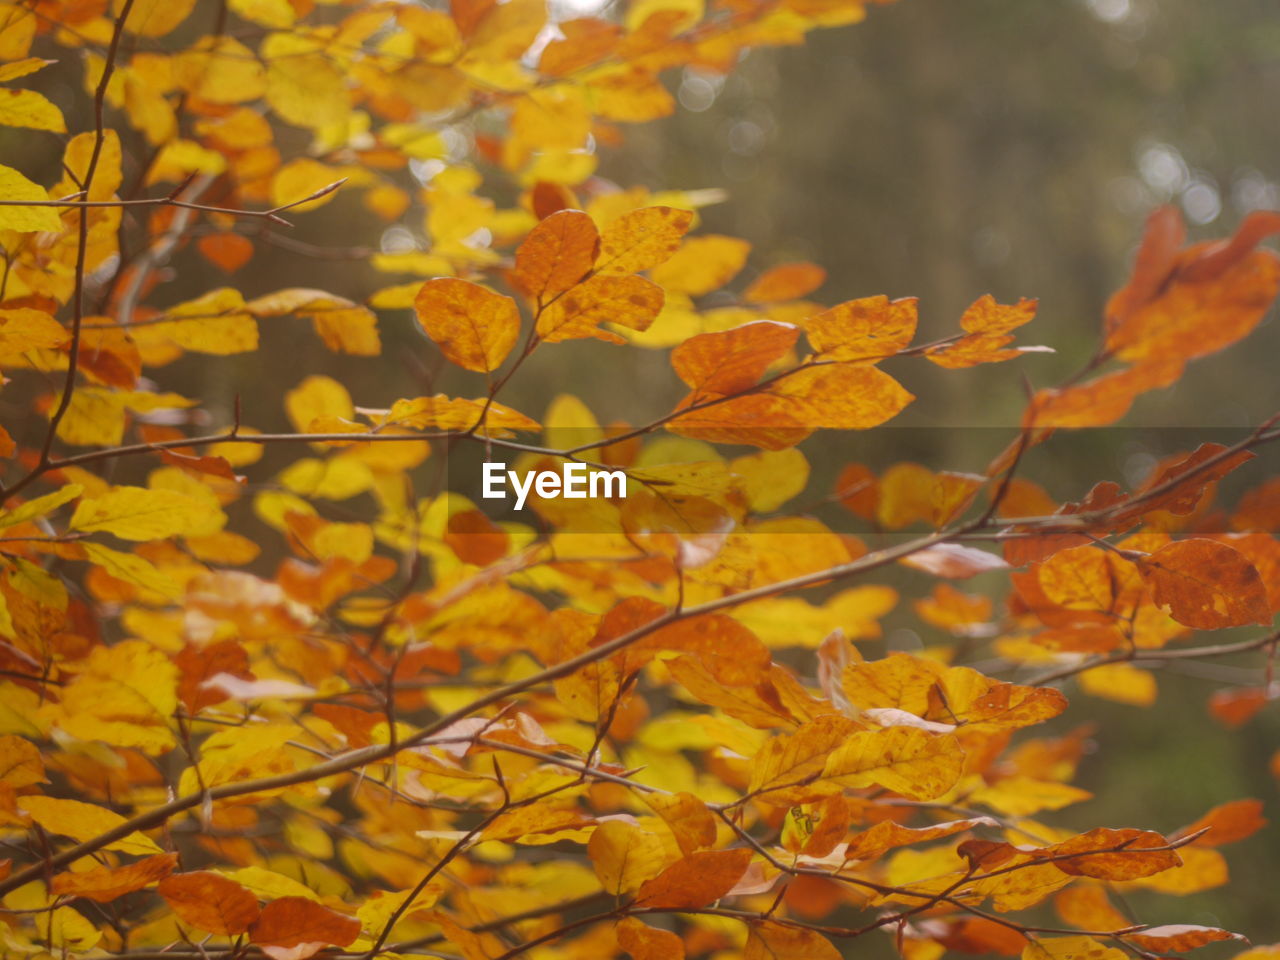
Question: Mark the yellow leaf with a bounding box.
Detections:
[271,158,343,212]
[587,821,670,895]
[596,206,694,275]
[116,0,196,36]
[0,87,65,131]
[172,36,267,103]
[1078,662,1157,707]
[0,484,82,531]
[18,796,164,854]
[286,374,354,432]
[0,734,44,786]
[48,905,103,951]
[650,234,750,296]
[137,287,259,355]
[69,486,206,540]
[229,0,296,28]
[0,57,52,83]
[0,163,60,233]
[262,31,350,129]
[822,726,963,800]
[0,307,68,356]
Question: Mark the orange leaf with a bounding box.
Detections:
[536,274,663,342]
[52,852,177,902]
[1105,205,1186,326]
[927,295,1041,368]
[672,321,798,394]
[804,295,917,361]
[1175,798,1267,847]
[596,206,693,274]
[175,639,254,712]
[844,817,997,861]
[158,871,261,935]
[197,233,254,273]
[444,509,509,566]
[1038,828,1180,880]
[510,209,599,303]
[743,920,841,959]
[616,917,685,960]
[645,791,718,856]
[159,449,244,483]
[1126,925,1246,952]
[1054,885,1130,933]
[414,278,520,373]
[743,262,826,303]
[634,849,752,909]
[1142,538,1271,629]
[248,896,361,949]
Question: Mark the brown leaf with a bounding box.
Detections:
[52,852,177,902]
[1142,538,1271,629]
[634,849,752,909]
[248,896,361,948]
[1039,828,1181,880]
[1126,925,1246,952]
[158,871,261,934]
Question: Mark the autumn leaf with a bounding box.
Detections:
[822,726,964,800]
[615,916,685,959]
[743,263,826,303]
[157,871,262,934]
[68,486,205,541]
[248,896,361,950]
[0,163,62,233]
[17,796,163,855]
[1126,925,1246,952]
[52,853,177,902]
[511,208,599,303]
[634,849,752,909]
[1141,538,1271,629]
[414,278,521,372]
[588,820,669,895]
[741,920,842,959]
[595,206,693,274]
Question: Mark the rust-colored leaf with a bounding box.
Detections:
[52,852,177,902]
[634,849,752,909]
[1142,538,1271,629]
[158,871,261,935]
[248,896,361,948]
[1126,925,1246,952]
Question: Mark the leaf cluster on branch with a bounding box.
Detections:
[0,0,1278,958]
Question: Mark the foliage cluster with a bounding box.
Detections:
[0,0,1278,959]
